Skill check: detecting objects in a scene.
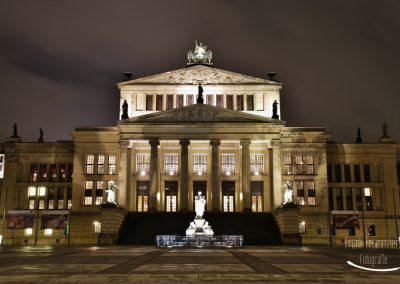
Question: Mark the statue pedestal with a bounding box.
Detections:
[97,206,127,245]
[273,206,301,245]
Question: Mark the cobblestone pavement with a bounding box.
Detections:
[0,245,399,283]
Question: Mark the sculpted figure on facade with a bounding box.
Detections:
[282,181,293,204]
[187,41,213,64]
[106,182,117,204]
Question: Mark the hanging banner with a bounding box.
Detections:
[40,211,69,230]
[332,210,360,229]
[7,210,34,229]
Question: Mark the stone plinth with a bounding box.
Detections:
[273,206,301,245]
[98,207,127,245]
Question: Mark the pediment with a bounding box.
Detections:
[118,65,279,85]
[119,104,283,124]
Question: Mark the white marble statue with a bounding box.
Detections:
[282,181,293,204]
[106,182,117,204]
[186,222,196,236]
[194,191,206,218]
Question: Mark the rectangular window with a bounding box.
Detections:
[165,181,178,212]
[335,188,343,210]
[0,154,4,179]
[137,181,149,212]
[30,164,38,182]
[364,164,371,182]
[58,199,64,209]
[28,186,36,197]
[156,95,163,111]
[176,95,184,108]
[284,155,292,175]
[250,154,263,175]
[345,188,353,210]
[193,154,207,175]
[164,154,179,175]
[25,228,33,236]
[39,164,47,182]
[108,155,116,175]
[67,188,72,209]
[365,187,373,211]
[136,154,150,175]
[29,200,35,209]
[48,164,56,182]
[86,154,95,174]
[226,95,233,110]
[186,95,194,106]
[344,164,351,182]
[368,225,376,236]
[251,181,263,212]
[166,95,173,110]
[59,164,67,181]
[96,181,104,205]
[334,164,342,182]
[84,181,93,205]
[48,199,54,210]
[222,154,235,175]
[296,181,305,205]
[216,95,224,108]
[44,228,53,236]
[355,188,362,210]
[307,181,316,206]
[299,221,306,234]
[206,95,214,106]
[295,155,303,175]
[327,164,332,183]
[354,164,361,182]
[97,155,105,174]
[39,200,45,210]
[38,186,46,197]
[246,95,254,111]
[93,222,101,234]
[236,95,244,111]
[146,95,153,111]
[306,155,314,174]
[57,188,64,209]
[67,164,73,182]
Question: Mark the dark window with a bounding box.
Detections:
[156,95,163,111]
[39,164,47,182]
[328,187,333,210]
[368,225,376,236]
[187,95,194,105]
[236,95,244,111]
[146,95,153,111]
[216,95,224,107]
[335,188,343,210]
[355,188,362,210]
[348,228,356,236]
[327,164,332,182]
[176,95,184,108]
[226,95,233,110]
[49,164,57,182]
[366,196,373,211]
[354,164,361,182]
[206,95,214,106]
[59,164,66,182]
[68,164,73,182]
[364,164,371,182]
[30,164,38,182]
[334,164,342,182]
[246,95,254,111]
[166,95,173,110]
[345,188,353,210]
[344,164,351,182]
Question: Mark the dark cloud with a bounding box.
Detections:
[0,0,399,147]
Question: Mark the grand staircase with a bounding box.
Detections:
[118,212,282,245]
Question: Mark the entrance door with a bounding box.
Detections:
[193,181,207,211]
[137,181,149,212]
[165,181,178,212]
[222,181,235,212]
[251,181,263,212]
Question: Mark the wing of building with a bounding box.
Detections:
[0,42,399,246]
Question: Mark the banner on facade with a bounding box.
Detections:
[332,210,360,229]
[40,211,69,230]
[7,210,34,229]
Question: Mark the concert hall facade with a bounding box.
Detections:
[0,42,399,246]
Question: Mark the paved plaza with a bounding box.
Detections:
[0,245,399,283]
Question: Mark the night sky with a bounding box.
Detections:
[1,1,399,147]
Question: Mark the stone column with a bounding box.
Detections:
[126,147,132,211]
[241,139,251,212]
[117,140,129,207]
[179,139,190,212]
[149,138,160,212]
[271,139,283,208]
[210,139,221,212]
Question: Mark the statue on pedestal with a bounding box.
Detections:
[197,84,204,104]
[272,100,279,120]
[121,100,129,120]
[38,128,44,143]
[282,181,293,204]
[194,191,206,218]
[11,123,20,138]
[186,191,214,236]
[106,182,117,204]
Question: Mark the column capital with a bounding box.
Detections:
[119,139,130,148]
[148,138,160,147]
[271,138,281,148]
[240,139,251,146]
[179,139,190,147]
[210,139,221,147]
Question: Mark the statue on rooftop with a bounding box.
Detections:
[121,100,129,120]
[382,122,389,138]
[272,100,279,120]
[38,128,44,143]
[11,123,19,138]
[187,41,213,65]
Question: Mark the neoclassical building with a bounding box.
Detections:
[0,42,399,246]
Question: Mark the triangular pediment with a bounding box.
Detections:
[118,65,280,85]
[118,104,283,124]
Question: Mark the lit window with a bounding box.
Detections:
[38,186,46,197]
[222,154,235,175]
[39,164,47,182]
[307,181,316,206]
[295,155,303,174]
[39,200,45,209]
[299,221,306,234]
[84,181,93,205]
[0,154,4,179]
[59,164,67,181]
[251,195,263,212]
[96,181,104,205]
[97,155,105,174]
[28,186,36,197]
[44,229,53,236]
[49,164,57,181]
[58,199,64,209]
[108,155,116,174]
[164,154,179,175]
[67,200,72,209]
[364,187,373,211]
[136,154,150,175]
[165,195,177,212]
[306,155,314,174]
[93,221,101,234]
[223,195,234,212]
[193,154,207,175]
[48,199,54,210]
[86,154,95,174]
[25,228,33,236]
[250,155,263,175]
[137,182,149,212]
[30,164,38,182]
[29,200,35,209]
[296,181,305,205]
[284,155,292,175]
[364,187,371,196]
